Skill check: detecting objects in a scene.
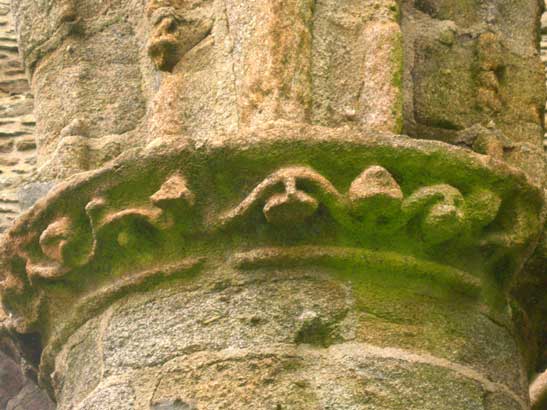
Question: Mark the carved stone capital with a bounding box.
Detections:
[0,125,544,390]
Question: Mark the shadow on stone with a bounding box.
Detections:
[152,399,196,410]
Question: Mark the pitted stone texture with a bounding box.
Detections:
[10,0,545,183]
[13,0,403,172]
[3,1,546,409]
[310,0,402,132]
[402,0,546,148]
[56,333,528,409]
[30,31,147,166]
[0,127,541,408]
[101,270,350,373]
[75,383,135,410]
[485,393,526,410]
[55,317,103,410]
[42,264,527,409]
[149,0,402,143]
[11,0,148,171]
[345,275,527,397]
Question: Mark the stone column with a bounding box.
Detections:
[10,0,149,178]
[1,127,544,409]
[1,1,546,409]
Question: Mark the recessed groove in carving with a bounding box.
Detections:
[39,217,73,265]
[231,246,481,295]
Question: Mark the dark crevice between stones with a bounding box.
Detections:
[0,332,54,409]
[17,332,43,369]
[152,398,196,410]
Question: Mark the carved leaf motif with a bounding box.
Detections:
[219,167,343,227]
[30,172,198,277]
[403,184,466,245]
[348,166,403,231]
[151,173,195,210]
[26,164,508,281]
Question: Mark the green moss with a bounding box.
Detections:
[10,133,541,361]
[330,257,477,338]
[294,315,337,347]
[390,1,402,23]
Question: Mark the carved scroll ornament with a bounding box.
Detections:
[0,130,543,335]
[18,164,507,283]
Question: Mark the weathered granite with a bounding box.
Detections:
[0,0,36,232]
[0,127,543,409]
[402,0,545,147]
[0,0,545,409]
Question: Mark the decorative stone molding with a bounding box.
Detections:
[146,0,215,73]
[219,167,343,227]
[219,165,501,246]
[0,127,543,391]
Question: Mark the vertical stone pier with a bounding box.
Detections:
[0,0,545,409]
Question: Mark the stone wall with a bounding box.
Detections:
[0,0,541,228]
[0,0,35,233]
[0,2,53,410]
[0,1,545,232]
[542,4,547,150]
